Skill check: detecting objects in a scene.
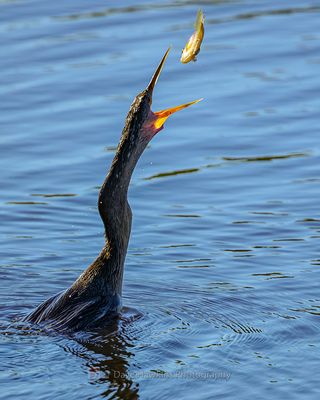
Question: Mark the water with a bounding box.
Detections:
[1,0,320,398]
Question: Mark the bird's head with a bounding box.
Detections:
[101,48,201,223]
[120,48,202,150]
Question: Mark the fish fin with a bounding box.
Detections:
[194,9,204,32]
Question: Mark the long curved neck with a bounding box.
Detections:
[96,132,147,294]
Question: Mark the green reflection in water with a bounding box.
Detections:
[31,193,77,198]
[144,167,199,180]
[6,201,47,205]
[223,152,307,163]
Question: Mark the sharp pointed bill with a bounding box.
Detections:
[153,98,203,129]
[145,48,203,134]
[147,47,171,94]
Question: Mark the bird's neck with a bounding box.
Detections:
[96,135,146,293]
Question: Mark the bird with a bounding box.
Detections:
[23,48,201,331]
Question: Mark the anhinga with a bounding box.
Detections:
[23,48,201,331]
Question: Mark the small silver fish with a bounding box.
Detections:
[181,10,205,64]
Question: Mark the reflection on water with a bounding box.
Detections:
[144,152,308,181]
[57,4,171,21]
[204,5,320,26]
[31,193,77,198]
[163,214,200,218]
[252,272,294,280]
[145,167,199,180]
[223,152,307,162]
[232,5,320,20]
[6,201,48,205]
[1,0,320,399]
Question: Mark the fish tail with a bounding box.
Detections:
[194,9,204,33]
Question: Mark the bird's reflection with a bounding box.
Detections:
[2,309,142,399]
[62,309,142,399]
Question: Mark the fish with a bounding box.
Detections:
[180,10,205,64]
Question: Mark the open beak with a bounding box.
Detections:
[147,48,202,130]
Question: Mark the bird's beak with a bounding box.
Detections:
[153,99,202,129]
[147,48,171,94]
[147,48,202,130]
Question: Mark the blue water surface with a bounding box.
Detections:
[1,0,320,399]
